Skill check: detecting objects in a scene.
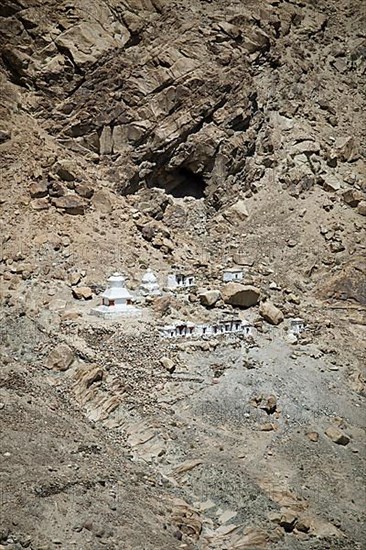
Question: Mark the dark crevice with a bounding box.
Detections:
[147,166,207,199]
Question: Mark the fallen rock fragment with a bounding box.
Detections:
[52,195,85,215]
[29,181,48,198]
[222,283,260,308]
[357,200,366,216]
[72,286,93,300]
[54,159,78,181]
[279,511,298,532]
[260,395,277,415]
[259,301,284,325]
[306,431,319,442]
[342,189,365,207]
[223,199,249,223]
[325,426,350,446]
[160,356,175,374]
[198,289,221,307]
[173,459,203,476]
[296,517,311,533]
[46,344,75,371]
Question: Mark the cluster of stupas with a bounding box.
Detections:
[91,268,160,318]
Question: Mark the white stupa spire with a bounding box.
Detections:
[140,267,161,296]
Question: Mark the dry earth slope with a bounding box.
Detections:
[0,0,365,549]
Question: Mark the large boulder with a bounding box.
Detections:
[198,289,221,307]
[259,301,284,325]
[222,283,260,308]
[46,344,75,371]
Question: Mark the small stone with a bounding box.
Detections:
[46,344,75,371]
[31,198,49,210]
[72,286,93,300]
[223,199,249,222]
[325,426,350,446]
[54,159,78,181]
[296,517,311,533]
[160,357,175,374]
[280,511,298,532]
[260,422,275,431]
[52,195,85,215]
[260,395,277,415]
[306,431,319,442]
[0,130,11,143]
[357,200,366,216]
[69,271,81,286]
[75,183,94,199]
[29,181,48,198]
[342,189,364,207]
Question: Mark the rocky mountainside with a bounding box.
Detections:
[0,1,365,549]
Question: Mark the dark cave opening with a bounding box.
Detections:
[148,166,207,199]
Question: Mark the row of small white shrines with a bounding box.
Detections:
[90,269,253,339]
[91,267,243,318]
[90,270,305,339]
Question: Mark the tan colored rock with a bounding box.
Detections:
[46,344,75,371]
[260,394,277,414]
[99,126,113,155]
[296,517,311,533]
[325,426,350,446]
[357,200,366,216]
[199,289,221,307]
[342,189,365,207]
[222,283,260,308]
[160,356,175,373]
[279,511,298,532]
[223,199,249,223]
[259,301,284,325]
[68,271,81,286]
[31,198,49,210]
[75,183,94,199]
[72,286,93,300]
[92,189,113,213]
[259,422,275,431]
[29,181,48,198]
[334,136,359,162]
[54,159,78,181]
[52,195,85,214]
[306,431,319,442]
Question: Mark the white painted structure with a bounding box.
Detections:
[167,273,195,290]
[140,268,161,296]
[91,272,139,318]
[159,319,254,339]
[223,268,244,282]
[289,318,305,335]
[160,321,196,338]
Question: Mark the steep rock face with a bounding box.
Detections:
[2,0,364,206]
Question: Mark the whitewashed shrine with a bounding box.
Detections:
[167,273,195,290]
[223,268,244,282]
[140,268,161,296]
[91,272,139,318]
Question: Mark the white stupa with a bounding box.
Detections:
[91,272,139,318]
[140,268,161,296]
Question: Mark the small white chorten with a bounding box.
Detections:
[91,272,139,318]
[140,268,161,296]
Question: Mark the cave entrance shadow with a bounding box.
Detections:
[148,166,206,199]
